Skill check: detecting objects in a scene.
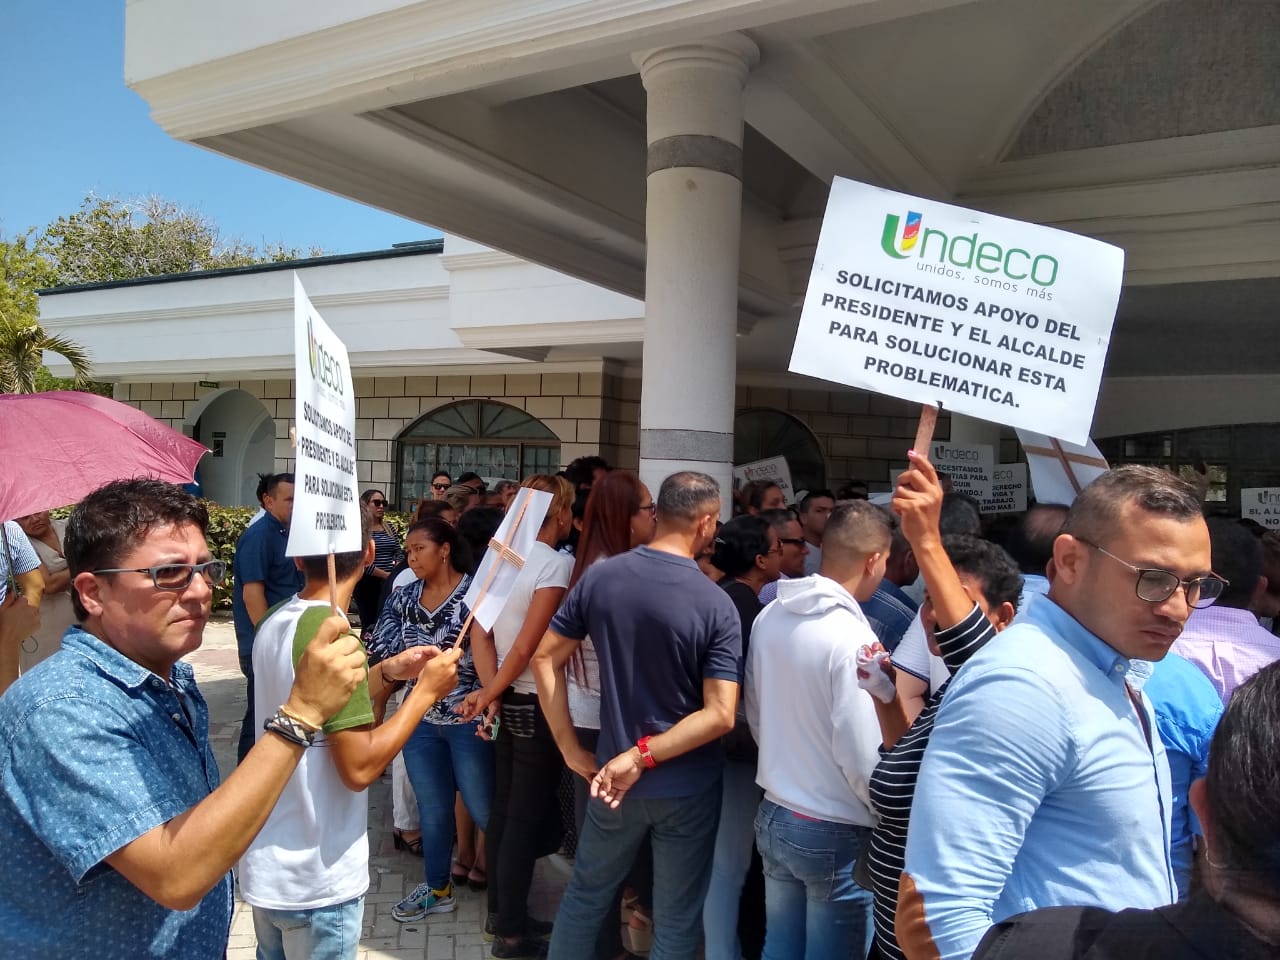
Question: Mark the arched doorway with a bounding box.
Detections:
[734,408,827,494]
[185,389,276,506]
[396,400,561,507]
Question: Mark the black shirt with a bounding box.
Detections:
[974,893,1278,960]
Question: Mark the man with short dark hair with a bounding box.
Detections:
[0,478,365,958]
[757,507,808,606]
[233,472,305,761]
[899,466,1215,959]
[1172,516,1280,704]
[457,471,487,494]
[430,471,452,501]
[564,455,610,491]
[798,489,835,576]
[240,510,461,959]
[533,471,741,958]
[747,501,889,958]
[974,661,1280,958]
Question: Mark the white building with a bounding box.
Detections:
[42,0,1280,508]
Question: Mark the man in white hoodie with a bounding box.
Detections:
[746,500,889,960]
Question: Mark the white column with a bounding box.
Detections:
[634,35,758,515]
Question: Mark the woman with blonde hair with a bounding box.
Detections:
[459,474,576,956]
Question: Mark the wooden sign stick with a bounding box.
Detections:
[327,553,339,615]
[1049,438,1083,496]
[914,403,940,453]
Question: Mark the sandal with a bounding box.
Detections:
[392,830,423,856]
[468,866,489,891]
[451,857,472,887]
[622,907,652,956]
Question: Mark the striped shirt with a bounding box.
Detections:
[867,603,994,960]
[366,527,402,574]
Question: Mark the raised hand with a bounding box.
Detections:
[893,450,944,549]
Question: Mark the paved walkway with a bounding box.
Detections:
[189,614,570,960]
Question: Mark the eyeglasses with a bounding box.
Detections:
[432,483,450,491]
[369,499,386,507]
[778,537,806,548]
[92,560,228,591]
[637,502,656,515]
[1075,538,1227,609]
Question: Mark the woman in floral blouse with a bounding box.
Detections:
[367,517,497,923]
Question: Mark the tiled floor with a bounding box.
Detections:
[190,615,570,959]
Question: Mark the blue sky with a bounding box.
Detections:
[0,1,433,255]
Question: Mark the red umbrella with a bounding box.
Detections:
[0,391,209,520]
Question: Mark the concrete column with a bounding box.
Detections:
[634,35,758,515]
[947,413,1002,449]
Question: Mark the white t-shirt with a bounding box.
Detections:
[240,598,373,911]
[492,541,572,695]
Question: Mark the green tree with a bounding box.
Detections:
[0,195,323,393]
[40,194,323,284]
[0,231,94,393]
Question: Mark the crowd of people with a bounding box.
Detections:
[0,450,1278,960]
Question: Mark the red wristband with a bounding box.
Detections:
[636,735,657,769]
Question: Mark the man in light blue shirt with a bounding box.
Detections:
[899,466,1219,959]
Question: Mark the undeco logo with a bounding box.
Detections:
[880,211,1060,287]
[307,318,345,397]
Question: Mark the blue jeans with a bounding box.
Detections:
[252,896,364,960]
[702,760,763,960]
[401,720,495,890]
[549,777,722,960]
[754,799,874,960]
[238,652,255,764]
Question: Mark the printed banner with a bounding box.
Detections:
[1241,487,1280,530]
[733,456,796,505]
[789,178,1124,444]
[981,463,1029,514]
[287,274,362,556]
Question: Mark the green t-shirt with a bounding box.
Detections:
[290,606,374,734]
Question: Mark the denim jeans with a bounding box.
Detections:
[251,896,364,960]
[702,759,763,960]
[549,777,722,960]
[754,799,874,960]
[401,719,495,890]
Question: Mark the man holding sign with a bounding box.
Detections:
[898,467,1217,958]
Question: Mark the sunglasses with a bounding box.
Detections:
[92,560,228,591]
[432,483,450,491]
[369,499,386,507]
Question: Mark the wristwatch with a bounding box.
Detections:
[636,735,657,770]
[263,709,316,747]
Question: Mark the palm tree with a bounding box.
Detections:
[0,320,93,394]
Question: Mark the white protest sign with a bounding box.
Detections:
[789,178,1124,445]
[463,487,554,630]
[1017,429,1109,506]
[1241,488,1280,529]
[733,456,796,505]
[930,442,994,500]
[287,275,361,556]
[982,463,1029,514]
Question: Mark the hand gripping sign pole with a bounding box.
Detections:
[454,487,554,651]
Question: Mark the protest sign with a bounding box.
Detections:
[982,463,1028,514]
[930,442,994,500]
[789,178,1123,445]
[287,275,361,559]
[733,457,796,505]
[1241,488,1280,529]
[462,487,554,632]
[1017,429,1108,505]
